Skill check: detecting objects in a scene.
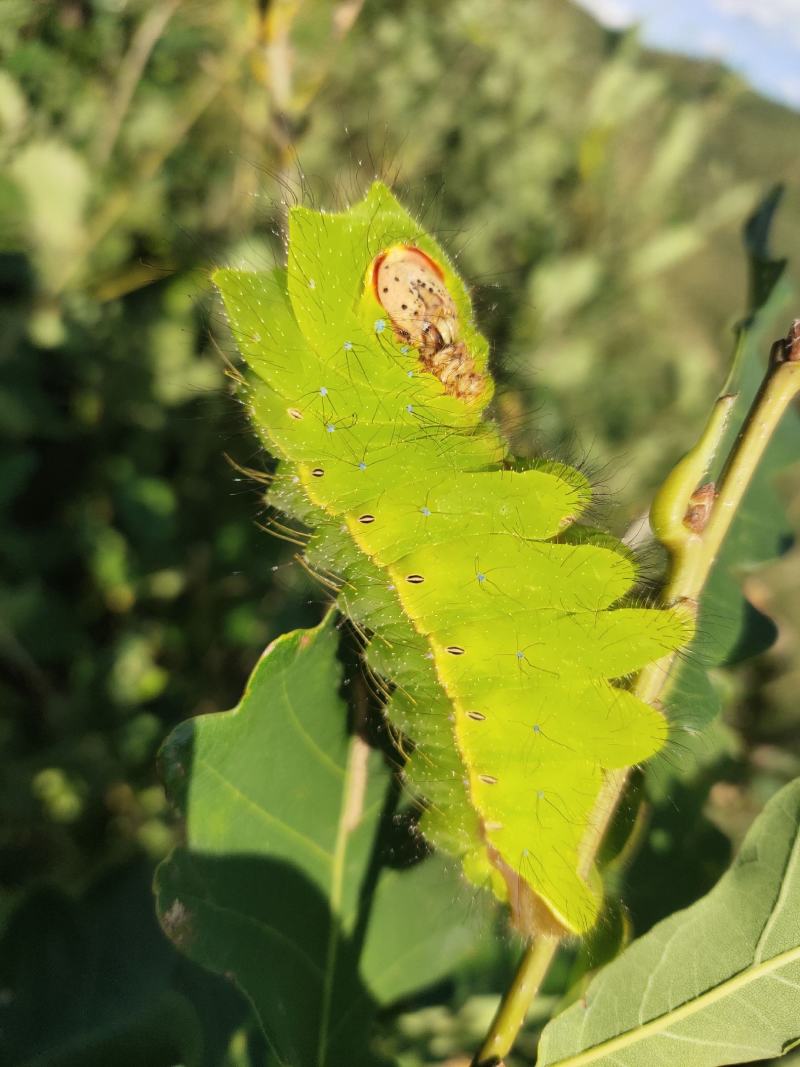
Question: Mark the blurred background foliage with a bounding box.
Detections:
[1,0,799,1063]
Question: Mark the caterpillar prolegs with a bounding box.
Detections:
[214,183,692,936]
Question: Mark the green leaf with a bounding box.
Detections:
[742,184,787,324]
[537,777,800,1066]
[155,616,491,1067]
[0,862,245,1067]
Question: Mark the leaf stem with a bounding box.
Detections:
[474,937,560,1066]
[474,320,800,1066]
[317,731,371,1067]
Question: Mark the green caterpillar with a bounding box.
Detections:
[214,182,692,936]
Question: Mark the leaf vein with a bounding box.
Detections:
[180,887,327,983]
[754,804,800,962]
[545,945,800,1066]
[198,758,333,867]
[281,673,346,780]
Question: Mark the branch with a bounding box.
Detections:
[474,319,800,1067]
[92,0,183,167]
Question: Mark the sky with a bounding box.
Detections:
[574,0,800,108]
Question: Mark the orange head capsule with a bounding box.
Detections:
[370,244,484,401]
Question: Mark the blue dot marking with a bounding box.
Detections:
[326,423,335,433]
[420,506,431,517]
[476,572,486,584]
[400,345,409,353]
[406,404,414,413]
[532,724,541,734]
[516,650,525,660]
[407,370,414,378]
[536,789,545,799]
[320,386,328,396]
[358,462,367,471]
[343,340,353,351]
[374,319,386,334]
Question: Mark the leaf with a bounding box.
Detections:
[359,852,492,1006]
[537,776,800,1066]
[155,616,490,1067]
[742,184,787,323]
[9,138,89,294]
[0,861,246,1067]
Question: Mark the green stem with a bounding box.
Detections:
[474,938,560,1067]
[91,0,183,167]
[474,321,800,1066]
[671,349,800,603]
[52,54,245,296]
[649,392,737,555]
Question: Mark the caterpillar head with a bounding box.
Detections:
[370,244,485,401]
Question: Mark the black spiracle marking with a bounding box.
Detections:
[311,468,324,478]
[467,710,486,721]
[405,574,425,584]
[358,514,376,524]
[446,645,465,656]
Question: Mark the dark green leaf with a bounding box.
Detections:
[0,861,245,1067]
[156,617,491,1067]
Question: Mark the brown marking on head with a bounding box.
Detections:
[371,246,449,350]
[369,244,485,401]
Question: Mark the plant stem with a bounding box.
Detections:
[474,938,560,1066]
[670,340,800,603]
[92,0,183,167]
[474,320,800,1066]
[52,53,245,296]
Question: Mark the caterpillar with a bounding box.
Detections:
[214,182,692,936]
